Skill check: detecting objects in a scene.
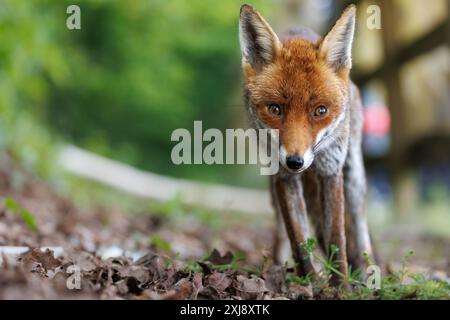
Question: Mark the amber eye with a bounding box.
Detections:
[314,105,327,117]
[267,104,282,116]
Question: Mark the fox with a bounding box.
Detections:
[239,4,374,284]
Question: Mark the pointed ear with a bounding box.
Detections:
[239,4,281,72]
[319,5,356,72]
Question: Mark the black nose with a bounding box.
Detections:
[286,155,304,171]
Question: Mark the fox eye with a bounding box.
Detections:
[314,105,327,117]
[267,104,282,116]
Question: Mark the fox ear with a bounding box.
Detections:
[239,4,281,72]
[320,5,356,72]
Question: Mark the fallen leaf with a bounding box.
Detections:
[263,265,286,293]
[161,278,193,300]
[206,249,233,265]
[21,248,62,271]
[191,272,203,299]
[206,271,232,292]
[233,275,268,299]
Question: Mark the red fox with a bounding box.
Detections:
[239,4,373,284]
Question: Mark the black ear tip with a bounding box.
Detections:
[240,4,255,16]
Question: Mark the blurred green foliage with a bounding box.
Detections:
[0,0,271,187]
[3,196,38,232]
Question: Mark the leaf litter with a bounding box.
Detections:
[0,157,448,300]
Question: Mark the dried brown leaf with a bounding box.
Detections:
[206,271,233,292]
[206,249,233,265]
[233,275,268,299]
[21,248,62,271]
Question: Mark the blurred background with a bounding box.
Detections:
[0,0,449,266]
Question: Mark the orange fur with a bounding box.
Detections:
[244,39,349,156]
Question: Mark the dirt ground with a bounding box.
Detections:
[0,160,449,300]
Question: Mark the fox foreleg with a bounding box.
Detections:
[271,175,316,277]
[272,209,291,265]
[344,145,374,271]
[322,172,348,285]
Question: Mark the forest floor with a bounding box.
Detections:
[0,157,449,300]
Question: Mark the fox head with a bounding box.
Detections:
[239,4,356,173]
